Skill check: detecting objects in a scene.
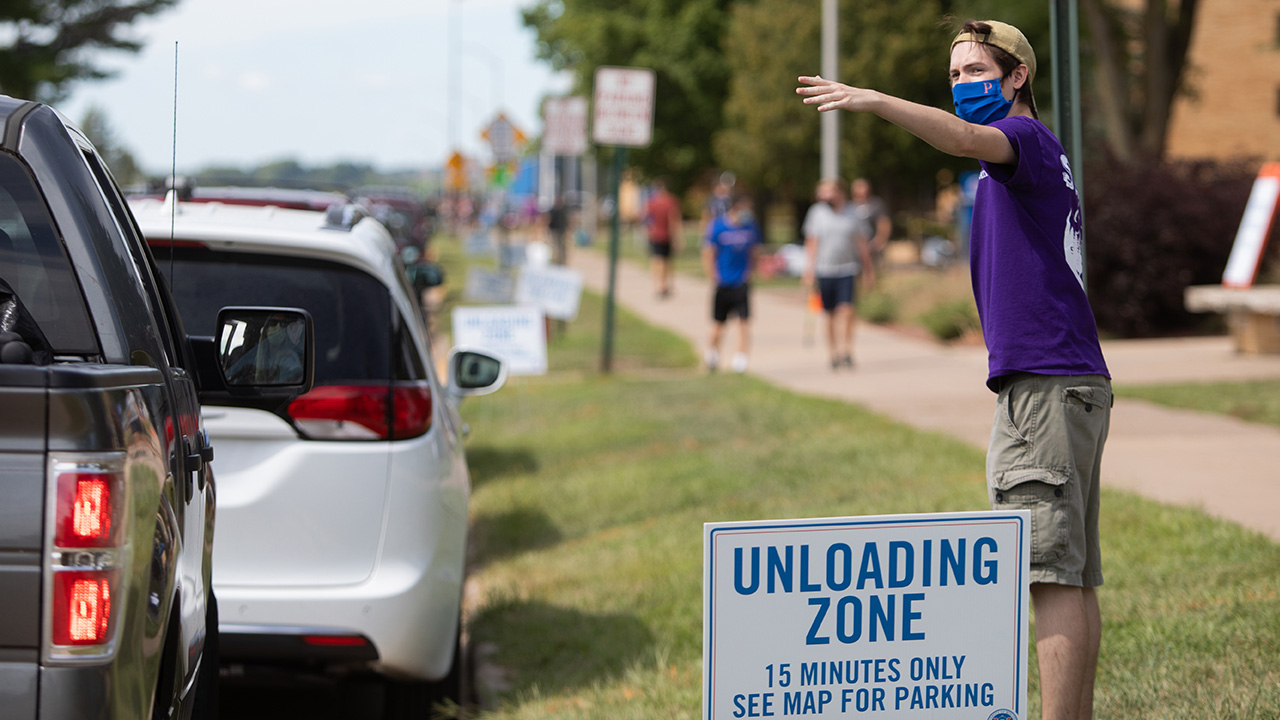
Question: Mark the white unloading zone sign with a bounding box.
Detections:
[704,511,1030,719]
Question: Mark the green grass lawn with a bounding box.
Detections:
[456,308,1280,718]
[1119,380,1280,430]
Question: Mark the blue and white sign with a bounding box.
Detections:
[499,242,528,269]
[704,511,1029,719]
[516,265,584,321]
[451,306,547,376]
[465,230,496,257]
[465,267,516,304]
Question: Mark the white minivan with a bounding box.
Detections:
[130,196,503,716]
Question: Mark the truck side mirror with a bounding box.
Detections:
[216,307,314,393]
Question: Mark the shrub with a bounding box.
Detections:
[1083,154,1260,337]
[860,290,897,324]
[918,298,980,341]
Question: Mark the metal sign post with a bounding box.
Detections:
[602,146,628,373]
[592,66,655,373]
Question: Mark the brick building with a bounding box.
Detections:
[1165,0,1280,160]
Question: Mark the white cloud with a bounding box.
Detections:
[237,71,271,92]
[60,0,565,171]
[357,73,394,88]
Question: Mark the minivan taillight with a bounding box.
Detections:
[391,383,433,440]
[45,454,127,662]
[288,383,432,441]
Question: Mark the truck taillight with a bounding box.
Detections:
[45,454,127,663]
[52,571,117,645]
[55,472,119,548]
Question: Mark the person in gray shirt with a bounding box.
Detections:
[852,177,893,264]
[802,178,876,370]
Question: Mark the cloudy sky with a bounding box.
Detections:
[59,0,573,174]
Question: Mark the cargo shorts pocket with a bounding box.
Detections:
[990,467,1071,565]
[1062,385,1111,414]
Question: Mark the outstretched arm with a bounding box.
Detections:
[796,76,1016,165]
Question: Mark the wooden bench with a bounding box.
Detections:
[1185,285,1280,354]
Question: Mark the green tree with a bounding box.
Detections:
[714,0,820,201]
[257,160,306,186]
[715,1,1050,205]
[523,0,733,194]
[78,105,142,186]
[0,0,181,104]
[1080,0,1201,161]
[835,0,959,197]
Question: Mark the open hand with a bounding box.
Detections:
[796,75,877,113]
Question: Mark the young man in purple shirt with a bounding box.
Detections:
[798,20,1111,720]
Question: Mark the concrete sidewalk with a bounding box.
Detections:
[568,248,1280,541]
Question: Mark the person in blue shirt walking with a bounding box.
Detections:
[702,193,762,373]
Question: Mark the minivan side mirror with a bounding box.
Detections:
[447,348,506,398]
[215,307,314,393]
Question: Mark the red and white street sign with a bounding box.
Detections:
[592,66,656,148]
[543,96,588,156]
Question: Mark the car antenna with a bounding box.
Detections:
[168,41,178,283]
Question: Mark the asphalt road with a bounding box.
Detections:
[218,674,386,719]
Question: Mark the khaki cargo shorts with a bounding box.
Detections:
[987,373,1112,587]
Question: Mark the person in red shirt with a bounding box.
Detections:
[644,179,683,298]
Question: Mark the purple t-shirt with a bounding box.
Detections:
[970,115,1109,391]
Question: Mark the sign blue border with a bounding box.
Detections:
[705,513,1028,718]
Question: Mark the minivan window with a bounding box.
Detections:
[156,248,391,383]
[0,152,97,353]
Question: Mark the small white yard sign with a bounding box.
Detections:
[516,265,583,321]
[451,306,546,376]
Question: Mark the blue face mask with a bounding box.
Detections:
[952,79,1013,125]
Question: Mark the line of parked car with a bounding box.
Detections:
[0,95,505,719]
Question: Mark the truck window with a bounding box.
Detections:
[79,149,182,368]
[0,152,97,354]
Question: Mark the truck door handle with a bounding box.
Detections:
[183,437,201,497]
[195,432,213,491]
[199,431,214,465]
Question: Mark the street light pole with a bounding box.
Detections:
[463,43,505,111]
[448,0,459,150]
[820,0,839,179]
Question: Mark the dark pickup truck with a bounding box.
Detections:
[0,98,311,718]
